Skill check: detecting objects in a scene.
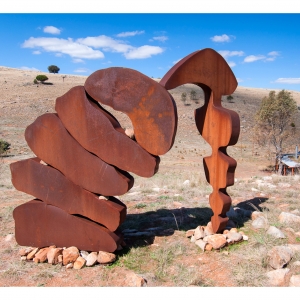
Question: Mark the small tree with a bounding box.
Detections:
[181,92,187,105]
[190,90,197,101]
[227,95,233,102]
[36,75,48,83]
[254,90,298,173]
[48,65,60,74]
[0,139,10,156]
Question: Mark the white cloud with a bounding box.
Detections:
[124,45,164,59]
[218,50,244,59]
[22,37,104,59]
[268,51,280,56]
[102,60,112,65]
[228,61,236,67]
[20,66,39,71]
[73,58,85,63]
[152,36,168,42]
[116,30,145,37]
[43,26,61,35]
[33,50,41,55]
[74,68,89,73]
[211,34,234,42]
[236,78,243,83]
[275,78,300,84]
[244,55,266,63]
[77,35,132,53]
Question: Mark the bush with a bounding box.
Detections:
[190,90,197,100]
[0,139,10,156]
[48,65,60,74]
[33,79,38,84]
[36,75,48,83]
[227,95,234,102]
[181,92,187,103]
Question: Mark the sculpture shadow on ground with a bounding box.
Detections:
[119,206,213,249]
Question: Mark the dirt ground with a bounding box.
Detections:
[1,66,300,288]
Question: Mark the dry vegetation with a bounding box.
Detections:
[1,66,300,287]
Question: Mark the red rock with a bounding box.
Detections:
[205,244,213,251]
[267,246,294,269]
[84,67,177,156]
[47,248,63,265]
[26,247,39,260]
[19,247,34,256]
[97,251,116,264]
[206,234,227,250]
[10,157,127,231]
[66,263,73,269]
[73,256,86,270]
[55,86,159,178]
[25,113,133,196]
[34,247,51,263]
[63,247,79,266]
[58,255,63,264]
[13,200,122,252]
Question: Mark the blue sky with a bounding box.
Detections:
[1,12,300,91]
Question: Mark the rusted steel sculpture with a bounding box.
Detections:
[11,67,178,252]
[160,48,240,233]
[11,48,240,252]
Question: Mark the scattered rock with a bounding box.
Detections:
[227,232,243,242]
[4,234,14,242]
[287,244,300,253]
[74,256,86,270]
[285,227,295,233]
[195,239,207,251]
[62,246,79,266]
[47,247,63,265]
[19,247,34,256]
[292,261,300,267]
[242,235,249,241]
[27,247,39,260]
[223,229,229,234]
[97,251,116,264]
[251,216,268,229]
[204,222,214,236]
[86,252,98,267]
[205,243,213,251]
[267,246,294,269]
[80,250,89,260]
[289,275,300,287]
[183,180,190,186]
[194,226,205,240]
[229,228,238,233]
[251,211,263,220]
[266,268,290,286]
[266,226,286,239]
[58,255,63,264]
[251,188,259,192]
[66,263,73,269]
[279,212,300,224]
[124,271,147,287]
[152,187,160,192]
[20,256,27,261]
[190,235,196,243]
[278,183,291,188]
[291,209,300,216]
[206,234,227,250]
[185,229,195,238]
[34,247,50,263]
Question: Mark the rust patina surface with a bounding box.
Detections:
[160,48,240,233]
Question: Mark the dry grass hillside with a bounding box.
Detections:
[1,66,300,287]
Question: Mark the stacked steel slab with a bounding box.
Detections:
[11,68,178,252]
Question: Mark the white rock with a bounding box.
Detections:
[279,212,300,224]
[195,239,207,251]
[80,251,89,260]
[278,183,291,188]
[287,244,300,253]
[252,216,269,229]
[242,235,249,241]
[263,176,272,181]
[251,188,259,192]
[4,234,14,242]
[86,252,98,267]
[227,232,243,242]
[266,226,286,239]
[289,275,300,287]
[266,268,290,286]
[292,261,300,267]
[152,188,160,192]
[183,180,190,186]
[194,226,205,240]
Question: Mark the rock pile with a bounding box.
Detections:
[18,245,117,270]
[186,221,248,251]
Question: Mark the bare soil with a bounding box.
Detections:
[1,66,300,287]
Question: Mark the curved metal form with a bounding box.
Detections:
[160,48,240,233]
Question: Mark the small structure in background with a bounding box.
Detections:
[278,146,300,175]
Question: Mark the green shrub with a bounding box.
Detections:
[36,75,48,83]
[0,139,10,156]
[33,79,38,84]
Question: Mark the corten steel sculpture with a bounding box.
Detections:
[160,48,240,233]
[11,48,240,252]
